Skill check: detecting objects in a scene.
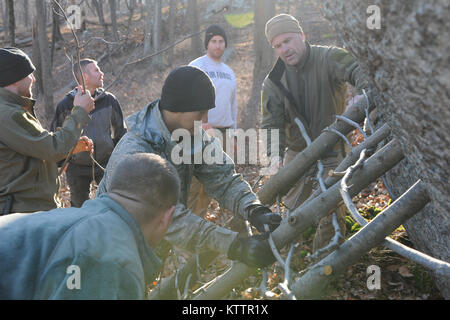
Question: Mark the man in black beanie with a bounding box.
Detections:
[0,47,95,213]
[96,66,281,270]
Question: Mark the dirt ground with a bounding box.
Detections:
[17,3,444,300]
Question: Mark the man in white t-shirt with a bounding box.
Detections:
[188,24,238,217]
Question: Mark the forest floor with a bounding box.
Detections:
[16,2,444,300]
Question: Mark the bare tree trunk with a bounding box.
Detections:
[152,0,163,67]
[0,0,8,43]
[143,0,152,56]
[6,0,14,46]
[322,0,450,299]
[109,0,119,41]
[50,9,63,67]
[187,0,202,57]
[242,0,275,129]
[22,0,30,30]
[167,0,177,65]
[153,0,161,51]
[92,0,108,37]
[32,18,43,95]
[125,0,136,37]
[35,0,54,127]
[139,0,145,20]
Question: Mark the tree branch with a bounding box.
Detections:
[290,180,430,299]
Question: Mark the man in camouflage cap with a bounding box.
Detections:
[261,14,371,251]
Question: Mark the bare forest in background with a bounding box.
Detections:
[1,0,448,301]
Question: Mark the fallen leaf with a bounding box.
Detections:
[398,265,413,278]
[387,264,400,272]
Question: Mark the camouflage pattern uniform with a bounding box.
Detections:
[97,100,261,254]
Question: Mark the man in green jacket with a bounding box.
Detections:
[0,153,178,299]
[261,14,371,251]
[0,47,94,214]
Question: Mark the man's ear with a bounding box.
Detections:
[80,71,89,82]
[161,205,175,229]
[301,33,306,42]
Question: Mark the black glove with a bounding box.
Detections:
[227,233,276,268]
[246,204,282,233]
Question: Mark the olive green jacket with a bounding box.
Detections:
[261,42,370,158]
[0,87,90,213]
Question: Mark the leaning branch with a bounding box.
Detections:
[290,180,430,299]
[193,139,404,299]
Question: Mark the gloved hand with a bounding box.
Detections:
[246,204,282,233]
[227,233,276,267]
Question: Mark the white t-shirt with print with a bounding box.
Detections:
[189,55,238,129]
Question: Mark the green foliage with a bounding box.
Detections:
[360,206,382,220]
[345,206,383,237]
[298,250,309,258]
[224,12,254,28]
[351,223,362,233]
[345,215,355,229]
[322,33,335,39]
[303,225,316,240]
[345,215,361,236]
[412,264,436,292]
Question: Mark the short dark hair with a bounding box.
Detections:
[108,153,180,221]
[72,58,96,84]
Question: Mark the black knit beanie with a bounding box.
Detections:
[0,47,36,87]
[204,24,228,49]
[159,66,216,112]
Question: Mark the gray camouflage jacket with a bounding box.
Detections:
[97,100,260,254]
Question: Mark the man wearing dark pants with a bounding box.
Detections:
[51,59,127,207]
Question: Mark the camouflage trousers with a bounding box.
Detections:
[283,149,347,253]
